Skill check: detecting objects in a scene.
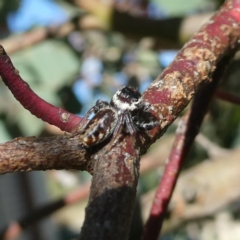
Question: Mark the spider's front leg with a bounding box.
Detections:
[111,111,136,147]
[124,111,136,134]
[133,104,159,131]
[71,100,110,136]
[84,99,110,120]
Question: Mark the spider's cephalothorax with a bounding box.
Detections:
[111,86,142,112]
[79,86,159,148]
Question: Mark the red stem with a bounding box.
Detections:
[142,114,190,240]
[142,52,233,240]
[0,45,81,132]
[215,88,240,105]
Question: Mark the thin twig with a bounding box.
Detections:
[0,15,86,54]
[196,133,230,158]
[215,88,240,105]
[141,147,240,234]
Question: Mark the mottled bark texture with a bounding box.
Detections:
[80,133,140,240]
[0,0,239,174]
[142,0,240,142]
[0,135,88,174]
[80,1,240,238]
[0,1,240,240]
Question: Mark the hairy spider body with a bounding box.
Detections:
[79,86,159,148]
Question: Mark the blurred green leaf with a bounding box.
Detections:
[0,119,11,143]
[153,0,215,16]
[0,0,20,24]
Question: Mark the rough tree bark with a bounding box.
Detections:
[0,0,240,240]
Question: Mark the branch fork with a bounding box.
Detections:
[1,0,240,239]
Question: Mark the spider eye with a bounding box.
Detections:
[132,97,139,102]
[121,86,141,100]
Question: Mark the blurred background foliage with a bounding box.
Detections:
[1,0,240,240]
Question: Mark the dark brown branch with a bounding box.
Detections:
[0,137,172,239]
[0,135,88,174]
[112,9,182,42]
[79,133,140,240]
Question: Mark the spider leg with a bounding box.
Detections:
[134,112,159,131]
[113,112,136,137]
[125,111,136,134]
[84,100,110,119]
[95,99,110,110]
[79,100,110,128]
[71,100,110,135]
[112,113,124,138]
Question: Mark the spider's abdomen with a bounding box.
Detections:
[79,108,117,147]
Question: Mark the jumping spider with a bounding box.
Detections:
[79,86,159,148]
